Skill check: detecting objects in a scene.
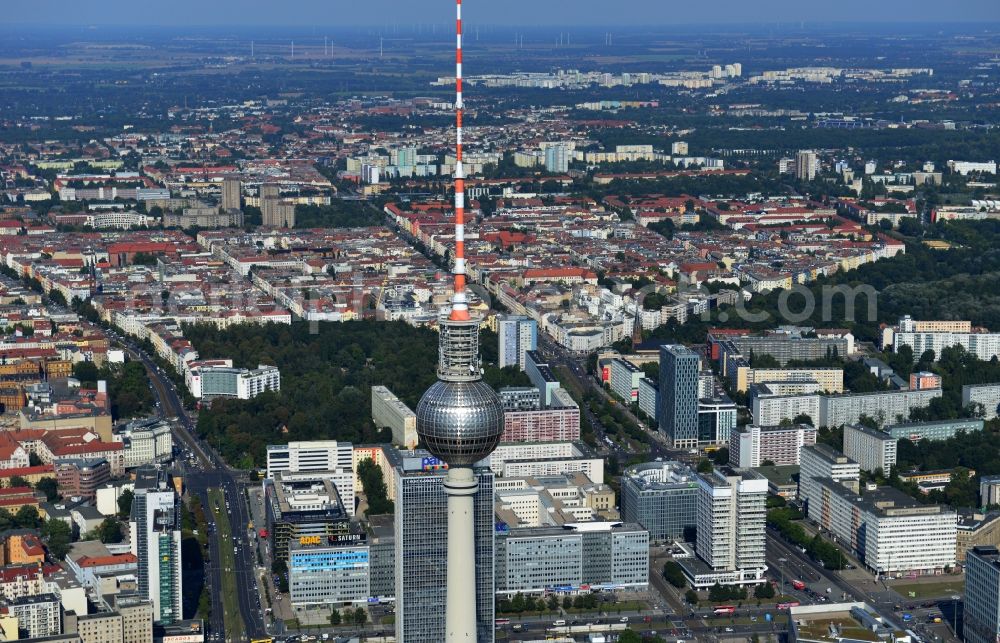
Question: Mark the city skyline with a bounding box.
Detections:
[5,0,1000,27]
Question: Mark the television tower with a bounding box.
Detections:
[415,0,504,640]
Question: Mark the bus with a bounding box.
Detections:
[777,602,800,610]
[714,606,736,615]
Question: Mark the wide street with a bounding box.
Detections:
[116,328,269,641]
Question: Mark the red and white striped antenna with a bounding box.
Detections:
[449,0,470,322]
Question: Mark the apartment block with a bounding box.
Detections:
[842,424,897,474]
[963,383,1000,420]
[729,424,817,469]
[798,444,860,505]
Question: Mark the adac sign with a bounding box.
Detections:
[299,536,322,546]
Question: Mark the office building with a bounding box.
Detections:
[982,476,1000,508]
[75,598,154,643]
[498,387,541,412]
[798,444,860,505]
[267,440,354,477]
[795,150,819,181]
[684,468,767,588]
[265,441,355,516]
[637,377,658,422]
[129,468,182,625]
[116,418,173,469]
[487,441,603,483]
[958,512,1000,563]
[371,386,418,449]
[264,472,352,563]
[394,461,494,643]
[729,424,817,469]
[884,418,984,443]
[497,315,537,370]
[524,351,561,406]
[495,522,647,595]
[221,176,241,211]
[659,345,700,449]
[808,479,956,575]
[188,364,280,400]
[966,545,1000,643]
[620,461,699,542]
[697,395,737,445]
[288,532,370,606]
[609,358,644,402]
[367,515,396,600]
[55,459,111,501]
[842,424,897,474]
[964,383,1000,420]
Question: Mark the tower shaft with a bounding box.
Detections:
[451,0,469,321]
[444,466,478,641]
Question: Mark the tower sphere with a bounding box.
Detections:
[416,379,504,467]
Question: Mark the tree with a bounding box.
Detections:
[352,608,367,625]
[710,447,730,465]
[662,561,687,588]
[685,589,699,604]
[329,609,341,626]
[793,413,814,426]
[29,453,42,467]
[618,631,643,643]
[357,458,393,515]
[547,594,559,611]
[15,505,41,529]
[118,489,134,516]
[563,596,573,610]
[696,458,713,473]
[36,477,59,502]
[42,519,72,559]
[8,476,29,488]
[98,517,123,544]
[754,582,775,599]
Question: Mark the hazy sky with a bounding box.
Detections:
[7,0,1000,27]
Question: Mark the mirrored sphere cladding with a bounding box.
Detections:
[415,380,504,467]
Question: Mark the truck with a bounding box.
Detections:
[791,580,806,590]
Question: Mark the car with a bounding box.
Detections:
[725,627,734,632]
[620,616,629,623]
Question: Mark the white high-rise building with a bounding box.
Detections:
[842,424,897,474]
[798,444,860,505]
[544,144,569,173]
[689,467,767,587]
[498,315,538,370]
[796,150,819,181]
[130,467,182,624]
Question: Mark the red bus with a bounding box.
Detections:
[494,618,510,626]
[714,606,736,615]
[777,601,800,610]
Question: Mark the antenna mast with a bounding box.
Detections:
[450,0,469,321]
